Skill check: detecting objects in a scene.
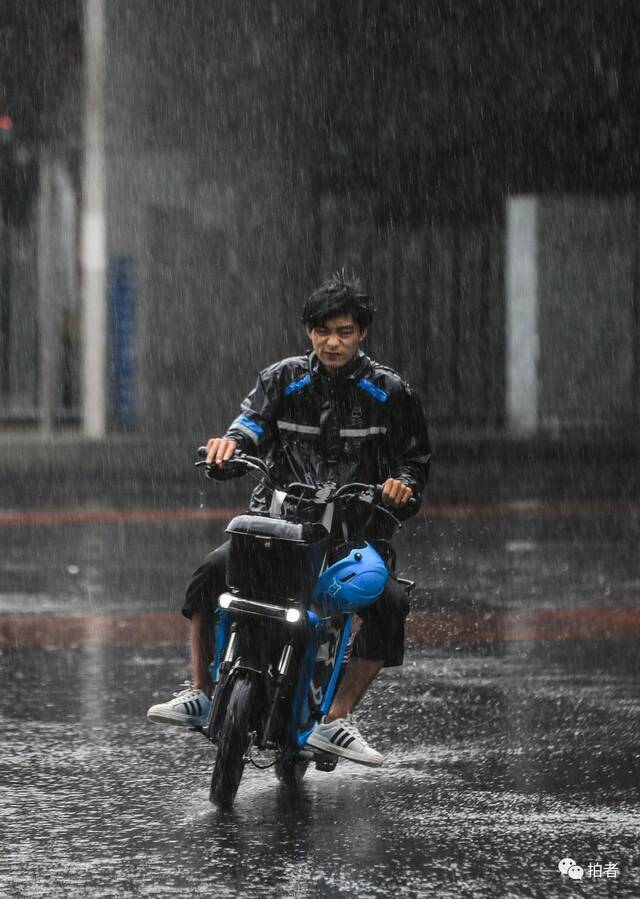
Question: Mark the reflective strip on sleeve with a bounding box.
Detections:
[339,426,388,437]
[277,420,321,435]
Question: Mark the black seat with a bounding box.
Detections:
[226,514,328,544]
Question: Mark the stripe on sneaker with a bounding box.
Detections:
[194,698,201,716]
[330,728,346,745]
[334,731,354,747]
[342,736,356,749]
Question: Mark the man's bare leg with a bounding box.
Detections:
[147,611,216,726]
[191,611,215,695]
[325,658,384,721]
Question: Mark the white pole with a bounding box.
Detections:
[505,196,539,435]
[80,0,107,438]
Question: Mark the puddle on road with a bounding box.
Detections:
[1,643,638,897]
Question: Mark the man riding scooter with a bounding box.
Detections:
[147,272,431,766]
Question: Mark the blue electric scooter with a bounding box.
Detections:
[195,449,414,808]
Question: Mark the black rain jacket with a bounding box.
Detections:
[223,350,431,543]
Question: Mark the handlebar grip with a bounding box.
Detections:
[196,446,249,481]
[375,484,418,510]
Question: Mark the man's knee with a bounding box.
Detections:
[380,576,410,619]
[181,540,230,620]
[352,576,410,667]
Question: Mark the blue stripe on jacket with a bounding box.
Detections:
[357,378,388,403]
[234,415,265,438]
[284,373,312,396]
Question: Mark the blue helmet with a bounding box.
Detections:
[312,542,388,613]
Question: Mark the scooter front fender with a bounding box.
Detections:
[205,659,266,742]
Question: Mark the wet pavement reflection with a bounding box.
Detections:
[1,640,638,897]
[1,480,639,896]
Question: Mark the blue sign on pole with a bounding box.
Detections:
[108,256,136,430]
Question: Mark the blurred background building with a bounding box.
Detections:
[1,0,639,439]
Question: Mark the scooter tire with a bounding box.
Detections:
[210,675,256,809]
[274,757,309,786]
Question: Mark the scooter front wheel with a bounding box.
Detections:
[210,675,257,809]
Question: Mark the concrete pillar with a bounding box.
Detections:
[80,0,107,438]
[505,197,539,434]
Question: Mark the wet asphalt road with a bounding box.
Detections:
[1,455,639,898]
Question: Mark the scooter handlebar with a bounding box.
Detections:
[195,450,418,509]
[195,447,274,483]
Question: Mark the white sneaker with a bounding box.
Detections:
[147,685,211,727]
[305,715,383,767]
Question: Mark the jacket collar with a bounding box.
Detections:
[308,350,370,381]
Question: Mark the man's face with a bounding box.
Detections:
[306,313,367,370]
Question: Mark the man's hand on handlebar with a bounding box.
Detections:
[206,437,238,466]
[381,478,413,507]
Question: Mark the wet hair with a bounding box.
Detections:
[301,271,375,331]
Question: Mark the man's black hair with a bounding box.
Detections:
[301,270,375,331]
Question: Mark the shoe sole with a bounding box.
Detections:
[305,732,383,767]
[147,710,208,728]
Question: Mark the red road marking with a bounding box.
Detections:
[1,607,639,648]
[408,606,640,643]
[0,500,635,528]
[424,500,638,518]
[0,507,240,526]
[0,611,190,647]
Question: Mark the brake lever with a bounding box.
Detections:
[356,494,402,527]
[375,501,402,527]
[194,446,243,478]
[194,447,246,470]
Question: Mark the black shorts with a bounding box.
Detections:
[181,540,410,668]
